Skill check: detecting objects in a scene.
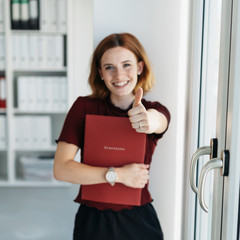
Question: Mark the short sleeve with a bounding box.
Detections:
[56,97,85,148]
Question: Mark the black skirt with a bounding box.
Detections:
[73,203,164,240]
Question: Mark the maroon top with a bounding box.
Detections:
[57,96,170,211]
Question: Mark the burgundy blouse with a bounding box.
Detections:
[57,96,170,211]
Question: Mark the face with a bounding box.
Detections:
[99,46,143,102]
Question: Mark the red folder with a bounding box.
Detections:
[81,114,146,205]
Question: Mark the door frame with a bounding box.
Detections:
[221,0,240,238]
[182,0,204,238]
[183,0,240,239]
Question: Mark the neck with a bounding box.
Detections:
[110,94,135,110]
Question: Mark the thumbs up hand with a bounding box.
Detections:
[132,87,143,108]
[128,88,169,134]
[128,88,151,133]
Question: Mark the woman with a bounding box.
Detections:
[54,33,170,240]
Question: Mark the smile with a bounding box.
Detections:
[113,81,129,87]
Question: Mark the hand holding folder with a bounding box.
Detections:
[116,163,149,189]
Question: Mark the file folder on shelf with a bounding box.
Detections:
[0,76,6,109]
[11,0,40,30]
[81,114,146,205]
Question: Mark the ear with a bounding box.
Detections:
[137,61,144,75]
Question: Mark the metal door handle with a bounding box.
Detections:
[189,138,218,194]
[198,150,229,212]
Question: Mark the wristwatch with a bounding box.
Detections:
[105,167,117,186]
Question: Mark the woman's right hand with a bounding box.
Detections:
[115,163,149,189]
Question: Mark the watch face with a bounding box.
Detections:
[106,171,116,182]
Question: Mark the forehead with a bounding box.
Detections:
[101,47,137,64]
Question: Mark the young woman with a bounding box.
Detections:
[54,33,170,240]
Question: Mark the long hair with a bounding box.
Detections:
[88,33,155,99]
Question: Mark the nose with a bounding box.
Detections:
[114,67,126,80]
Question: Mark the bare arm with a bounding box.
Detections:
[53,141,149,188]
[53,141,108,185]
[146,108,168,134]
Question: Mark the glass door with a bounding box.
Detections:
[187,0,240,239]
[191,0,222,238]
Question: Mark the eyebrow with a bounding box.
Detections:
[103,60,132,67]
[103,63,113,67]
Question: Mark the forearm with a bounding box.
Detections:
[54,159,149,188]
[54,142,149,188]
[147,108,168,134]
[53,159,108,185]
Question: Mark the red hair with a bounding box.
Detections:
[88,33,155,99]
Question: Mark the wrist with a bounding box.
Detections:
[105,167,118,186]
[114,167,123,184]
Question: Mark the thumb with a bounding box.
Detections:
[133,88,143,107]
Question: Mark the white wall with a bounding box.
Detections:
[0,1,190,239]
[93,1,190,239]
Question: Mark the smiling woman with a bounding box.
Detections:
[54,32,170,239]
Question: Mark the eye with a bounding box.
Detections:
[123,63,131,68]
[105,66,114,70]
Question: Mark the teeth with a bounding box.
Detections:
[114,81,128,86]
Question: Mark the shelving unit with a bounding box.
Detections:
[0,0,93,187]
